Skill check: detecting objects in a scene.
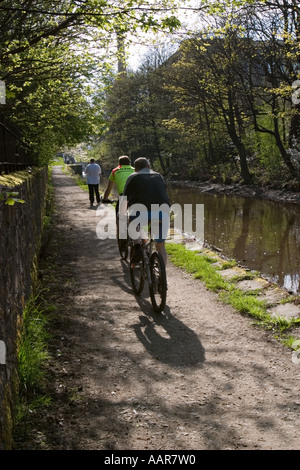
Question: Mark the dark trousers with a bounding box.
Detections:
[88,184,100,204]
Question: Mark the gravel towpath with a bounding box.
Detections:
[18,166,300,451]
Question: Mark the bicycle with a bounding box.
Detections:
[106,199,167,312]
[129,237,167,313]
[117,231,129,260]
[101,196,129,260]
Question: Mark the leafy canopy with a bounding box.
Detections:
[0,0,183,164]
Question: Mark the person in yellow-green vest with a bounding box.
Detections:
[102,156,134,240]
[103,155,134,207]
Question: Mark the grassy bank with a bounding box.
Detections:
[165,241,300,348]
[17,291,52,412]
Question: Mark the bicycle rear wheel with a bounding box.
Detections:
[149,252,167,313]
[118,237,128,260]
[130,247,144,294]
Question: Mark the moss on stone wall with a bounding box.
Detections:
[0,170,32,187]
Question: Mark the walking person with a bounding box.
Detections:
[85,158,102,207]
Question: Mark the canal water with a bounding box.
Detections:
[167,186,300,294]
[99,173,299,294]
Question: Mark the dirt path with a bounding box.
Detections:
[19,166,300,451]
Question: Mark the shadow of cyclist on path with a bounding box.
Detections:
[131,309,205,368]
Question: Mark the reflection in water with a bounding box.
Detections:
[168,187,300,294]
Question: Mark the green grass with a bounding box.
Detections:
[16,289,53,441]
[166,242,299,340]
[18,292,51,393]
[166,242,229,291]
[51,157,64,166]
[67,169,89,192]
[220,287,269,321]
[18,297,49,394]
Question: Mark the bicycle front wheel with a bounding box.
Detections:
[149,252,167,313]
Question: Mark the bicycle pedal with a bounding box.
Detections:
[130,261,142,269]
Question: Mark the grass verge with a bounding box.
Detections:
[166,241,300,345]
[17,292,52,421]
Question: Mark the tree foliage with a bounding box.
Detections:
[102,0,300,187]
[1,0,299,187]
[0,0,182,164]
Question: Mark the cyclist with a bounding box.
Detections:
[103,155,134,211]
[103,156,134,246]
[122,157,170,266]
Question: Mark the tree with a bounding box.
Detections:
[163,38,240,180]
[173,0,300,181]
[97,0,300,186]
[242,0,300,178]
[0,0,182,164]
[103,46,176,172]
[165,29,254,184]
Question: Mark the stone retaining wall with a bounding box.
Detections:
[0,167,48,449]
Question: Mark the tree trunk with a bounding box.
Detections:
[151,119,166,173]
[225,92,253,184]
[231,132,253,184]
[274,114,298,178]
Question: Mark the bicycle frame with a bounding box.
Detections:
[124,214,167,312]
[139,239,155,284]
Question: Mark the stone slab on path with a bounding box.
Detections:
[268,302,300,320]
[211,262,300,321]
[236,278,270,291]
[182,243,300,322]
[259,286,289,305]
[218,266,249,280]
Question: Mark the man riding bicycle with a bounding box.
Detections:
[103,155,134,210]
[122,157,170,266]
